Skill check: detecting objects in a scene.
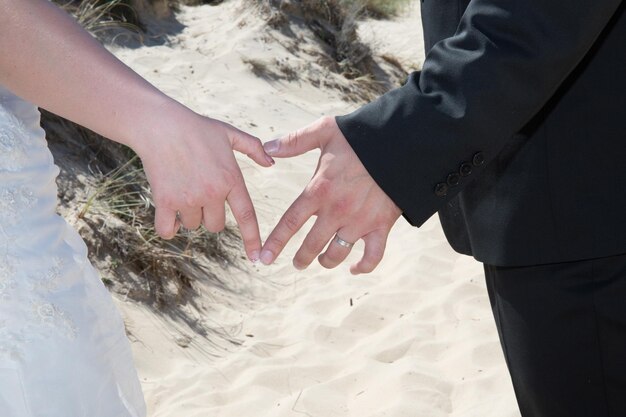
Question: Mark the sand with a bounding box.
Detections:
[109,1,520,416]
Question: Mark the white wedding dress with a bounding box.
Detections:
[0,85,146,417]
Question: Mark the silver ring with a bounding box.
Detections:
[334,235,354,249]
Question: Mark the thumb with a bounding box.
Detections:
[264,116,334,158]
[230,129,275,167]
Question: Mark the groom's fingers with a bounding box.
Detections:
[318,228,359,270]
[292,218,336,270]
[227,181,262,261]
[264,116,336,158]
[350,229,389,275]
[260,194,317,265]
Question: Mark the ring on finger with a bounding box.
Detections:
[333,234,354,249]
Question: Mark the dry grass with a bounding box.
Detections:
[56,0,142,34]
[256,1,372,83]
[357,0,412,18]
[241,57,273,78]
[242,57,299,81]
[251,0,410,100]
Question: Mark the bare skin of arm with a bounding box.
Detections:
[0,0,274,261]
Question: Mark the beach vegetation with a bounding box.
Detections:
[56,0,142,32]
[356,0,412,18]
[253,0,413,100]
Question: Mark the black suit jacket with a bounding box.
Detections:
[336,0,626,266]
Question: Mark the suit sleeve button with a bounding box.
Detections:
[472,152,485,166]
[459,162,473,177]
[435,182,449,197]
[447,173,460,187]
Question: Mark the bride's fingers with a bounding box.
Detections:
[202,202,226,234]
[227,181,262,261]
[155,206,179,240]
[229,129,275,167]
[177,208,202,231]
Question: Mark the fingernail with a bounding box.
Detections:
[260,249,274,265]
[293,260,306,271]
[265,154,275,166]
[250,250,261,263]
[263,140,280,156]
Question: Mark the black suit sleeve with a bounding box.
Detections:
[336,0,623,227]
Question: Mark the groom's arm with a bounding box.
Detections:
[260,0,623,272]
[337,0,623,226]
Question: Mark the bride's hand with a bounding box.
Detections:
[132,105,274,262]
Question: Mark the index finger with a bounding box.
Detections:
[263,116,336,158]
[260,194,317,265]
[227,181,262,262]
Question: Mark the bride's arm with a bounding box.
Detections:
[0,0,273,261]
[1,0,174,147]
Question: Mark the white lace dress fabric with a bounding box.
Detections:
[0,85,146,417]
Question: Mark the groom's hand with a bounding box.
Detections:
[260,116,402,274]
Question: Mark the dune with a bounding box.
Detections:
[107,1,520,415]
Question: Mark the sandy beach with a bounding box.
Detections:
[108,1,520,415]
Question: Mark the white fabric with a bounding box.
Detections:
[0,85,146,417]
